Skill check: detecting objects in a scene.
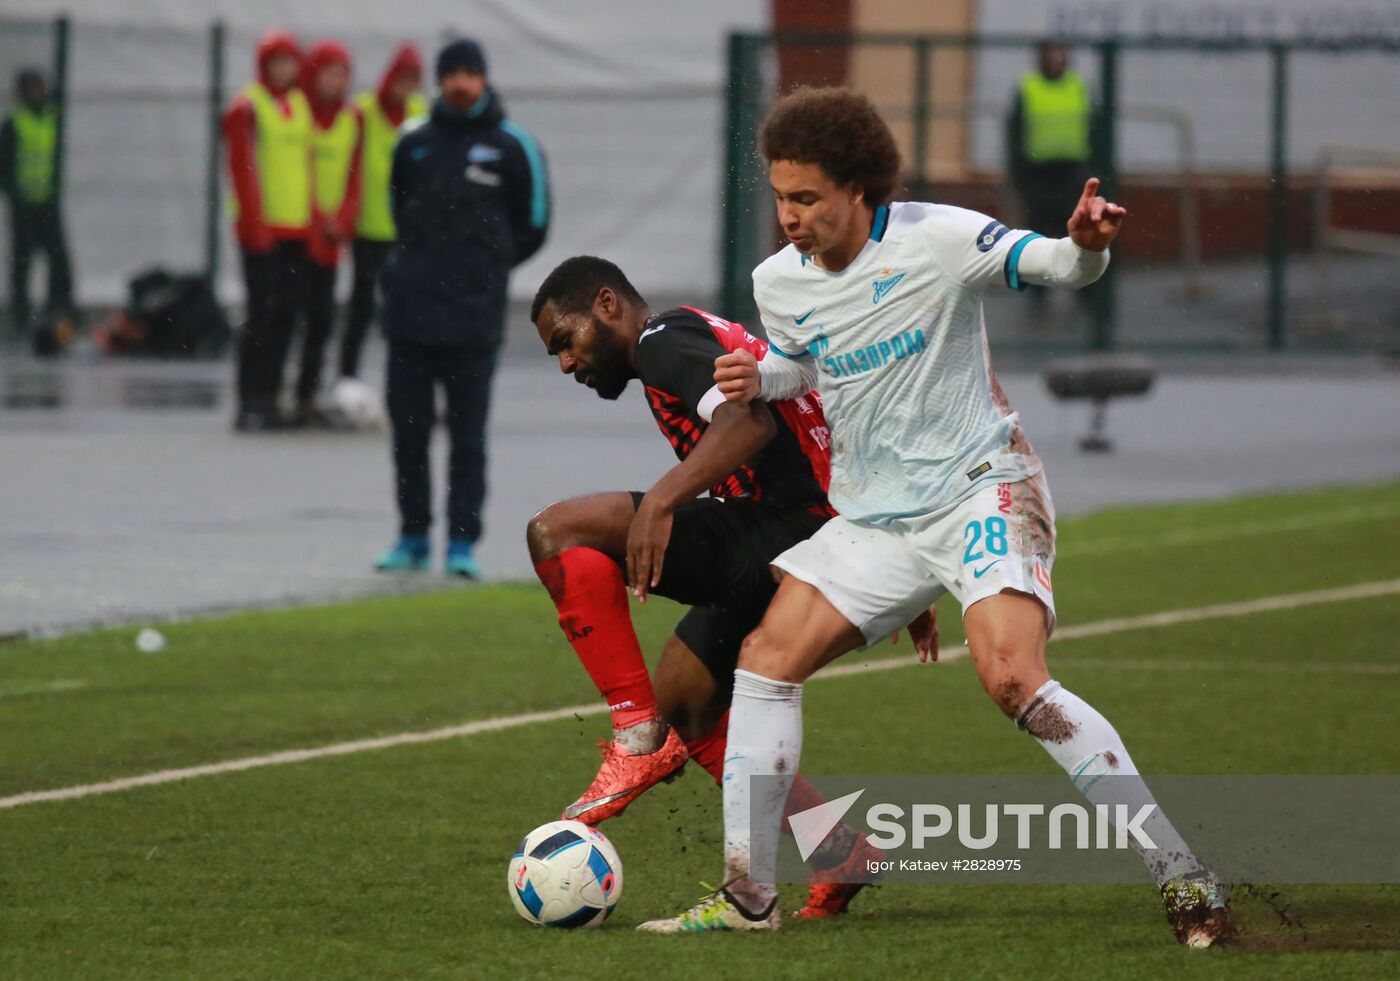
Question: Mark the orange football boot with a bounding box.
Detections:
[563,725,688,824]
[792,834,886,919]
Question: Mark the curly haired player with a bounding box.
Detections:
[639,87,1231,947]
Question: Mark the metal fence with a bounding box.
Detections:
[0,14,738,337]
[0,17,450,318]
[721,32,1400,354]
[5,19,1400,356]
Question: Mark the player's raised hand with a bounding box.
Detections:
[1066,177,1127,252]
[714,350,761,404]
[626,493,674,603]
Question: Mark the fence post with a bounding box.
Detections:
[205,20,225,287]
[1091,38,1119,351]
[51,16,70,213]
[1266,43,1289,351]
[720,33,761,324]
[912,39,931,190]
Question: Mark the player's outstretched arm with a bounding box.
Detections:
[1065,176,1126,252]
[1015,179,1125,291]
[627,400,778,601]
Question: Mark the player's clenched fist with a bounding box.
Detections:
[714,350,761,403]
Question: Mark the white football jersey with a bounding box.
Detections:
[753,201,1043,524]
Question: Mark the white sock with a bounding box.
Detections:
[1018,680,1202,886]
[722,668,803,911]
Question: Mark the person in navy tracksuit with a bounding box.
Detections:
[376,38,550,577]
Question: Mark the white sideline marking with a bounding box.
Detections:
[2,577,1398,812]
[0,679,86,698]
[0,704,609,810]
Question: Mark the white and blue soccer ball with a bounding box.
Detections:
[507,820,623,928]
[329,376,386,429]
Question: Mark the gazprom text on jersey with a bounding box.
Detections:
[810,327,927,379]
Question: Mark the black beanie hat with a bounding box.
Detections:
[436,38,487,79]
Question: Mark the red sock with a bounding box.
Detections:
[684,710,729,784]
[535,547,657,730]
[782,773,827,834]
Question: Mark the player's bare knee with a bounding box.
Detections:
[525,502,571,563]
[736,626,797,682]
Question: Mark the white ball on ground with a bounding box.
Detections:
[135,628,166,653]
[508,820,622,928]
[330,377,386,429]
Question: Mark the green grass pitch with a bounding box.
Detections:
[2,482,1398,979]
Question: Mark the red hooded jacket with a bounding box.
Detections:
[222,30,310,252]
[376,44,424,125]
[302,40,363,267]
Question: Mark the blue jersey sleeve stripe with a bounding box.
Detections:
[1003,232,1044,291]
[869,204,890,242]
[767,344,810,360]
[500,120,549,229]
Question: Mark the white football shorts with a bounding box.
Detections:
[772,472,1057,645]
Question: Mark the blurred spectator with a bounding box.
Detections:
[338,44,425,390]
[1006,41,1096,311]
[0,68,75,348]
[224,30,312,432]
[375,38,550,577]
[298,39,361,427]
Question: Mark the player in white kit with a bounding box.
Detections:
[639,87,1232,946]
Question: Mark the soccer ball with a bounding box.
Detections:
[329,376,386,429]
[507,820,622,928]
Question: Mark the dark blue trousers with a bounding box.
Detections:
[385,337,498,543]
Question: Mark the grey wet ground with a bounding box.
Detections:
[3,333,1398,638]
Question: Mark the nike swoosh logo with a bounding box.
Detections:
[564,789,634,818]
[639,323,667,343]
[972,561,1002,579]
[794,308,816,325]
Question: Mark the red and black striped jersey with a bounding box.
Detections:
[635,306,834,516]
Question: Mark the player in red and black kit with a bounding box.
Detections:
[529,256,931,918]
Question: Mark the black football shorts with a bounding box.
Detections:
[629,491,829,693]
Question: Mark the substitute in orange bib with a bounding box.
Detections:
[338,43,426,386]
[224,30,313,432]
[297,39,362,426]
